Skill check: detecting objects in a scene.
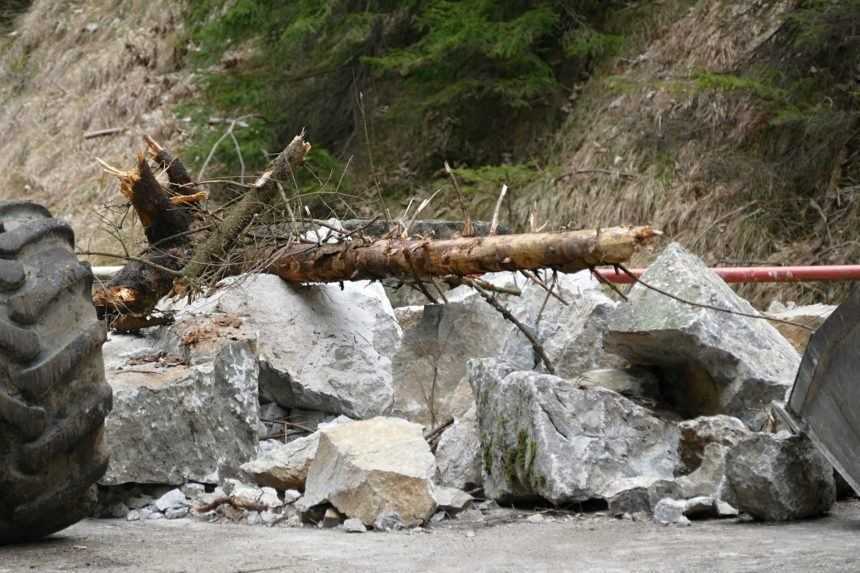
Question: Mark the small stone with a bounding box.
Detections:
[155,489,189,512]
[259,487,283,509]
[181,483,206,500]
[141,506,164,520]
[165,507,189,520]
[126,510,141,522]
[260,510,285,527]
[283,489,302,504]
[526,514,545,523]
[653,498,690,526]
[465,530,476,538]
[343,518,367,533]
[431,486,472,514]
[373,512,405,531]
[246,511,262,526]
[715,500,739,517]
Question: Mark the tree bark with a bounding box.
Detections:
[265,226,658,283]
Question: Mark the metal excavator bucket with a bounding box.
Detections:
[775,285,860,494]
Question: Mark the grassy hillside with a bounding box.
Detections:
[0,0,857,305]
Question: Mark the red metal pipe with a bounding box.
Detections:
[594,265,860,284]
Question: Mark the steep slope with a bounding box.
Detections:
[0,0,192,253]
[518,0,860,304]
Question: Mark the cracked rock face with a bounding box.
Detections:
[605,243,800,428]
[101,341,260,485]
[501,271,624,377]
[175,274,402,419]
[469,358,679,505]
[726,431,835,521]
[434,406,482,490]
[299,417,437,526]
[390,273,519,425]
[675,415,751,501]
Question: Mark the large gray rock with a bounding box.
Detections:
[470,359,679,504]
[299,417,437,526]
[390,273,520,424]
[434,406,482,490]
[605,243,800,428]
[501,271,624,377]
[676,415,751,499]
[101,341,259,485]
[173,274,401,419]
[726,432,835,521]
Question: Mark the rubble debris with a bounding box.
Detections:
[373,512,407,531]
[434,406,483,491]
[501,271,624,377]
[343,518,367,533]
[605,478,681,516]
[299,417,437,527]
[155,489,189,513]
[766,302,836,352]
[432,486,473,514]
[175,274,401,419]
[241,416,352,491]
[605,243,800,428]
[391,273,519,424]
[100,341,259,485]
[726,432,836,521]
[469,359,679,505]
[675,415,751,500]
[653,498,690,526]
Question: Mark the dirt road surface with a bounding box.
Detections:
[2,501,859,572]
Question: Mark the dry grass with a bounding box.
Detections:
[0,0,194,259]
[514,0,852,306]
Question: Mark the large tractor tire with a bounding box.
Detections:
[0,201,112,543]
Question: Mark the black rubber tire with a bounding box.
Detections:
[0,201,111,544]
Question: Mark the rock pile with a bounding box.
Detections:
[95,241,837,531]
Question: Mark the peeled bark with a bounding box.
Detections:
[267,226,658,283]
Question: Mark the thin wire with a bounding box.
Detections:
[614,264,814,332]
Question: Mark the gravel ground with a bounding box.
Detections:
[2,501,859,573]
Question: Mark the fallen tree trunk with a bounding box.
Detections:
[90,132,659,331]
[266,226,658,283]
